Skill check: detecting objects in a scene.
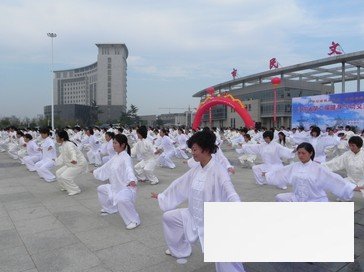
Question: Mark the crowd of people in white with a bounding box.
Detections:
[1,124,364,272]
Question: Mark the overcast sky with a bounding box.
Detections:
[0,0,363,118]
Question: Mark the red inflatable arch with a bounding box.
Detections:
[192,90,255,129]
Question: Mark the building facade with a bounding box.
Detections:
[194,51,364,129]
[199,80,333,128]
[45,43,128,124]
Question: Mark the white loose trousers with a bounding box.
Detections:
[97,184,140,226]
[56,165,83,194]
[162,208,245,272]
[35,159,56,182]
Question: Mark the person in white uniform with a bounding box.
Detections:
[55,130,88,196]
[265,142,363,202]
[185,128,235,175]
[292,126,339,163]
[8,130,26,160]
[22,134,42,171]
[93,134,141,230]
[237,130,295,189]
[174,128,189,160]
[85,128,102,166]
[34,128,57,182]
[236,134,257,168]
[100,131,116,165]
[322,136,364,196]
[151,130,245,272]
[155,129,176,169]
[132,126,159,185]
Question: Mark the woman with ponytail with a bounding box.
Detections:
[55,130,88,196]
[93,134,140,230]
[265,142,364,202]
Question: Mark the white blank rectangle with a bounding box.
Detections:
[204,202,353,262]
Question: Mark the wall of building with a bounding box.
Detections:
[49,43,128,123]
[198,80,333,128]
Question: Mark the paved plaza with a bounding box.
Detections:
[0,148,363,272]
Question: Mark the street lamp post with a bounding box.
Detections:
[47,32,57,130]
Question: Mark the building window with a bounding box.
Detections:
[230,118,235,128]
[108,57,111,63]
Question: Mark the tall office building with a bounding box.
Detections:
[44,43,128,125]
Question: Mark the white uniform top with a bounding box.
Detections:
[240,141,294,167]
[266,160,356,201]
[176,134,188,149]
[293,135,339,163]
[40,137,56,160]
[93,151,137,205]
[26,140,42,157]
[132,139,155,161]
[55,141,87,167]
[89,134,101,151]
[323,149,364,184]
[158,157,240,251]
[105,140,116,157]
[160,135,175,153]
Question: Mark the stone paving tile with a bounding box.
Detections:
[355,213,364,227]
[355,223,364,239]
[40,194,80,208]
[246,262,332,272]
[0,215,14,231]
[31,243,100,272]
[2,197,43,211]
[0,245,36,272]
[313,262,349,271]
[95,241,167,272]
[51,204,94,218]
[8,206,52,222]
[77,197,104,211]
[0,229,23,250]
[20,227,79,254]
[134,260,214,272]
[14,215,64,235]
[81,265,113,272]
[74,225,134,251]
[0,204,8,217]
[0,191,36,204]
[130,223,167,249]
[56,213,110,233]
[354,238,364,258]
[0,185,29,195]
[337,260,364,271]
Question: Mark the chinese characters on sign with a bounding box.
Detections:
[269,58,279,70]
[328,41,343,55]
[231,68,237,79]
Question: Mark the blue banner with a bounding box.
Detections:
[292,92,364,130]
